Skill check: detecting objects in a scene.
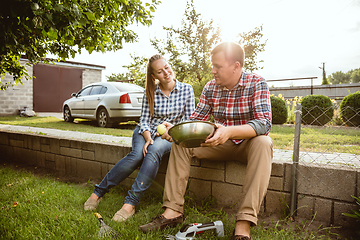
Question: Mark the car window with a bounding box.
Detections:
[100,86,107,94]
[78,87,92,97]
[90,85,103,95]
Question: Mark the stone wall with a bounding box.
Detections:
[0,130,357,229]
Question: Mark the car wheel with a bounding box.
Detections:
[97,108,112,128]
[64,106,74,123]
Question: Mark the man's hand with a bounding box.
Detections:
[201,124,229,147]
[157,121,174,142]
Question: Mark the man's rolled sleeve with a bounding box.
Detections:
[252,79,272,135]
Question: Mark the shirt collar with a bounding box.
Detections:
[219,72,247,91]
[155,79,179,94]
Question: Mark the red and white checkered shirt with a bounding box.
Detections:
[189,72,272,144]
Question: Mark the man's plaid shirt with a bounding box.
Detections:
[139,81,195,139]
[190,72,272,144]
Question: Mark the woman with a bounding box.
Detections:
[84,54,195,222]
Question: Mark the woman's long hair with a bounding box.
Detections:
[145,54,175,116]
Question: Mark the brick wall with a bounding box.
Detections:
[0,130,357,229]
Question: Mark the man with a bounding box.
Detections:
[140,42,273,240]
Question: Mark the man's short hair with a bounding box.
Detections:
[211,42,245,67]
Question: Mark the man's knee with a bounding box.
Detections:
[250,135,273,149]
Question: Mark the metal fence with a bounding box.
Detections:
[273,103,360,223]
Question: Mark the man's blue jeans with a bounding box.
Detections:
[93,125,172,206]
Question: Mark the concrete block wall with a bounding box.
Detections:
[0,61,33,115]
[82,68,103,87]
[0,130,357,229]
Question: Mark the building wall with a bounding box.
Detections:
[0,60,104,115]
[82,68,102,87]
[0,62,33,115]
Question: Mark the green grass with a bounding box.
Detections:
[0,164,344,240]
[269,125,360,155]
[1,116,359,155]
[0,116,135,137]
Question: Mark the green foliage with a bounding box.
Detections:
[151,0,220,85]
[340,91,360,127]
[106,73,131,82]
[107,54,148,88]
[351,69,360,83]
[120,54,149,88]
[1,0,159,90]
[122,0,267,100]
[322,75,330,85]
[301,95,334,126]
[343,195,360,235]
[327,68,360,84]
[270,95,288,124]
[237,25,267,73]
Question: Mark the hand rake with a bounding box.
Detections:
[94,212,121,239]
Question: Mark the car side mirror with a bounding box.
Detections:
[71,92,77,97]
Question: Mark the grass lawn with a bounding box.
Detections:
[0,116,135,137]
[0,163,347,240]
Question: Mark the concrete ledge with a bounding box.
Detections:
[0,129,357,229]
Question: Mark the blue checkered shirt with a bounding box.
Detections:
[139,81,195,139]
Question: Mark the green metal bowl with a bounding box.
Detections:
[168,121,216,148]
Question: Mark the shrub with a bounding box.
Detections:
[300,95,334,126]
[340,92,360,127]
[270,95,288,124]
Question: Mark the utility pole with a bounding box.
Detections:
[319,62,329,85]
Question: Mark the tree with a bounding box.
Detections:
[327,70,353,84]
[351,68,360,83]
[151,0,220,85]
[109,54,148,88]
[1,0,159,90]
[237,25,267,73]
[122,0,267,101]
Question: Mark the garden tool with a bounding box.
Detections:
[94,212,121,239]
[164,220,224,240]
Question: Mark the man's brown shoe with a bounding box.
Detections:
[232,230,252,240]
[139,214,184,233]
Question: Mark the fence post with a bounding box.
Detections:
[290,103,302,218]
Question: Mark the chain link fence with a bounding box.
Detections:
[273,103,360,224]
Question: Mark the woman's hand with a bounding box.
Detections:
[143,138,154,156]
[158,122,174,142]
[142,130,153,156]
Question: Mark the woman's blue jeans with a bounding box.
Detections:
[93,125,172,206]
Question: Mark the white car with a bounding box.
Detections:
[63,82,144,127]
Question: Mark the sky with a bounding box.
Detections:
[65,0,360,87]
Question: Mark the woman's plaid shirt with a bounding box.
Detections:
[190,72,272,144]
[139,81,195,138]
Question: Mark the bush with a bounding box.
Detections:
[270,95,288,124]
[301,95,334,126]
[340,92,360,127]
